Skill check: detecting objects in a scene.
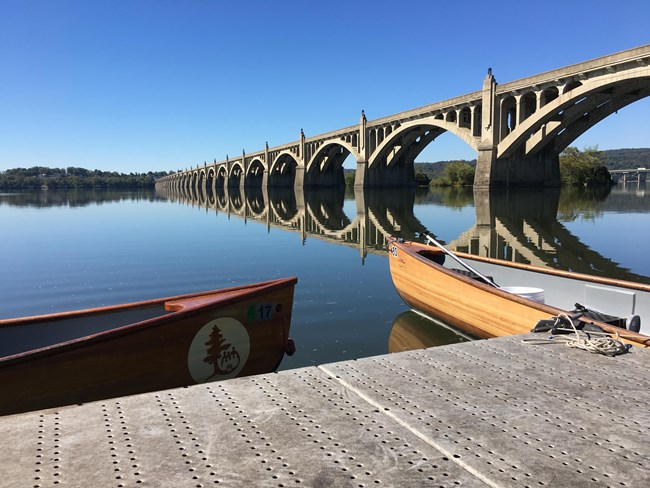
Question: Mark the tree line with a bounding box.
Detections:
[0,166,170,189]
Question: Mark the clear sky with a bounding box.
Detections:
[1,0,649,173]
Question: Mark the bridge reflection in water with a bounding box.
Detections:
[156,183,428,262]
[155,183,650,285]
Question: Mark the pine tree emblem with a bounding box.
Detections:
[203,324,240,379]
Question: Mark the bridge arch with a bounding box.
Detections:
[459,107,471,129]
[246,158,265,188]
[196,169,209,201]
[305,140,357,187]
[198,168,207,188]
[499,65,650,161]
[372,117,479,167]
[206,167,216,190]
[269,151,299,187]
[500,95,517,137]
[520,92,537,123]
[563,80,583,94]
[216,165,228,190]
[363,117,479,187]
[541,86,560,107]
[228,162,245,188]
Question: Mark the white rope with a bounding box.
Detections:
[523,313,630,357]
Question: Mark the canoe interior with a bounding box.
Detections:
[440,253,650,335]
[0,305,168,357]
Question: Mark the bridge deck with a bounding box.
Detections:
[1,334,648,487]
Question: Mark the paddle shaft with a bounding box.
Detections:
[422,234,499,288]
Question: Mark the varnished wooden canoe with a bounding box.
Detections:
[0,277,297,416]
[387,237,650,347]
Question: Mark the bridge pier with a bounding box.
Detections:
[294,167,305,187]
[353,161,367,189]
[476,150,561,187]
[304,166,344,187]
[354,161,415,188]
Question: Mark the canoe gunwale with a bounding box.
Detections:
[455,251,650,293]
[0,277,298,364]
[0,277,298,327]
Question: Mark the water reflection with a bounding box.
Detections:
[388,311,469,353]
[155,182,650,283]
[156,184,425,258]
[0,189,159,208]
[463,188,650,283]
[4,183,646,284]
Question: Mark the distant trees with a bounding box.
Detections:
[559,146,612,187]
[414,172,431,187]
[429,161,475,187]
[0,166,169,190]
[601,147,650,169]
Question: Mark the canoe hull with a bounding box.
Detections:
[389,240,556,338]
[0,278,297,416]
[387,238,650,347]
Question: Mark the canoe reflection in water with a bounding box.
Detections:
[388,310,469,353]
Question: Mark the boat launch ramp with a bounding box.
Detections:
[1,334,648,487]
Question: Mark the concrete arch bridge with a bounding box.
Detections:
[155,45,650,189]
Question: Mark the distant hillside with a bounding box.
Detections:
[600,148,650,169]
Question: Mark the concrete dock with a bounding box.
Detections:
[1,334,648,487]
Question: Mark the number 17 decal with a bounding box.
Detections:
[247,303,274,321]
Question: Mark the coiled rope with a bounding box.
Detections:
[523,313,630,357]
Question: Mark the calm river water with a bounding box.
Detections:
[2,183,650,370]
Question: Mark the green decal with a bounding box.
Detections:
[247,303,274,321]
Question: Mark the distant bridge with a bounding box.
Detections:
[610,167,650,184]
[156,45,650,189]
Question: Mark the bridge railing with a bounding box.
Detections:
[496,44,650,93]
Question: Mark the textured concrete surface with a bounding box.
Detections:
[1,334,648,487]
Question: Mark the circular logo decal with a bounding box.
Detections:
[188,317,250,383]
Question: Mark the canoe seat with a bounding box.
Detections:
[418,250,446,265]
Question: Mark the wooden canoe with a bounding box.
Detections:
[0,277,297,416]
[387,237,650,348]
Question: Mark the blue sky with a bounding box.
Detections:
[1,0,649,173]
